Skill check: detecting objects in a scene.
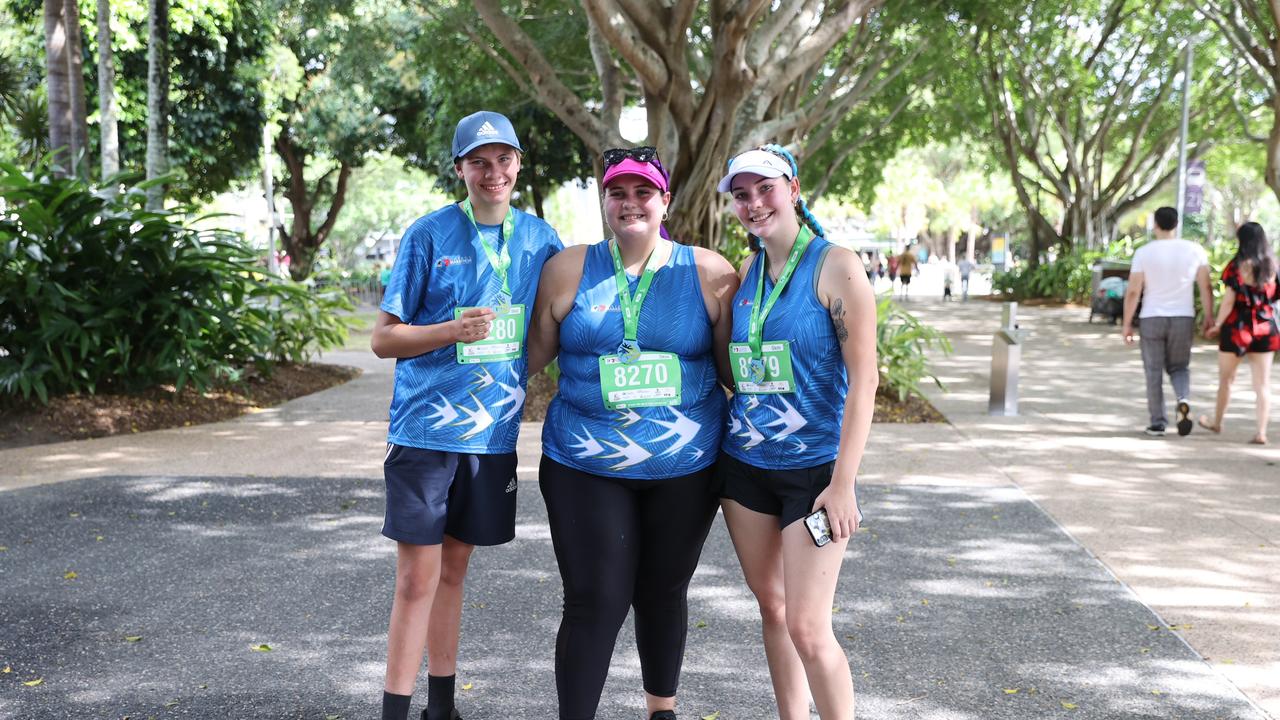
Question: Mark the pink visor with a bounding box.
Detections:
[602,157,669,192]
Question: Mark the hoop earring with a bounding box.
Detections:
[662,212,669,221]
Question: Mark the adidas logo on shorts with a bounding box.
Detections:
[476,121,500,138]
[505,478,518,493]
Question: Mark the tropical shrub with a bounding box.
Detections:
[0,162,351,402]
[876,296,951,402]
[991,237,1143,303]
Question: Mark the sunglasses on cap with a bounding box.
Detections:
[603,146,660,167]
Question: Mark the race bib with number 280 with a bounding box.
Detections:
[454,304,526,364]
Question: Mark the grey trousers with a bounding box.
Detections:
[1139,316,1194,426]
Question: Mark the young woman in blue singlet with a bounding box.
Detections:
[716,145,877,720]
[527,147,738,720]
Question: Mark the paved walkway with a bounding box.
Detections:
[0,297,1276,719]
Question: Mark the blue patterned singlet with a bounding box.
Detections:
[542,240,726,479]
[381,204,562,454]
[722,236,848,469]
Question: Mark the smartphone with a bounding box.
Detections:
[804,505,865,547]
[804,508,833,547]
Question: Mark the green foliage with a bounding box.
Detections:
[0,0,269,197]
[406,2,594,210]
[990,252,1095,302]
[990,238,1141,303]
[876,296,951,402]
[326,153,448,270]
[109,0,270,199]
[0,46,46,166]
[806,3,974,206]
[0,162,351,403]
[716,220,754,270]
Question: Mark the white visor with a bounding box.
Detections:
[717,149,793,192]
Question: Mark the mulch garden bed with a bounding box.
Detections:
[0,363,361,450]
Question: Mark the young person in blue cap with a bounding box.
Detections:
[371,110,563,720]
[526,147,738,720]
[716,145,877,720]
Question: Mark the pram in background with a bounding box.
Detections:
[1089,275,1127,325]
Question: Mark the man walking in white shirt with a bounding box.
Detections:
[1122,207,1214,436]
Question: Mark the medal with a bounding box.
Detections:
[617,339,641,363]
[748,357,767,384]
[461,199,515,308]
[608,238,662,369]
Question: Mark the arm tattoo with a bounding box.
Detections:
[830,298,849,345]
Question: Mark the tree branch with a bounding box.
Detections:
[472,0,606,152]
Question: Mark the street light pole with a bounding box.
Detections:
[263,124,278,275]
[1175,38,1195,232]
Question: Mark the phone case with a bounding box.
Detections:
[804,509,832,547]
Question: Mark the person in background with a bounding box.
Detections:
[896,246,917,300]
[1200,221,1279,445]
[958,257,975,301]
[1122,206,1214,437]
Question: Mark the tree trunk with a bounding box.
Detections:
[97,0,119,178]
[43,0,71,177]
[63,0,89,179]
[529,182,544,219]
[1267,93,1280,207]
[275,129,353,281]
[145,0,169,210]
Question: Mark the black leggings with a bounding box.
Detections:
[539,456,718,720]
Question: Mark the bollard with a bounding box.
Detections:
[989,302,1023,416]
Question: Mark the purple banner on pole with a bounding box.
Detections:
[1185,160,1206,215]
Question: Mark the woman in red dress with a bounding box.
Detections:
[1200,222,1280,444]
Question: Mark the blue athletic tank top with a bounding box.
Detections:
[381,204,562,454]
[542,240,726,479]
[722,237,848,469]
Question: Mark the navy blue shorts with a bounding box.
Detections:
[717,451,836,529]
[382,445,519,546]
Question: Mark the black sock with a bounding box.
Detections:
[425,674,456,719]
[381,690,412,720]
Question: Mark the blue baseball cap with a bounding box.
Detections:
[451,111,523,160]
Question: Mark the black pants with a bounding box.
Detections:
[539,456,718,720]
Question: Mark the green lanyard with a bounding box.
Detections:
[609,238,663,362]
[460,199,515,301]
[748,225,814,359]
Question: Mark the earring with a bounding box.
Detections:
[662,212,669,221]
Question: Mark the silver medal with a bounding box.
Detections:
[748,357,767,384]
[617,340,641,364]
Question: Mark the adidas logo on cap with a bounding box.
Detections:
[476,121,500,137]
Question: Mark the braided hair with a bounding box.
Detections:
[742,144,826,252]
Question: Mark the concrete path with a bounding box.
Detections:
[0,296,1276,719]
[904,296,1280,720]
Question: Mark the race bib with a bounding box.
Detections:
[730,341,796,394]
[598,352,682,409]
[454,304,525,363]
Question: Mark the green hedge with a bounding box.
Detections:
[0,162,351,402]
[990,238,1142,303]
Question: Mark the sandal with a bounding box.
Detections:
[1197,415,1221,434]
